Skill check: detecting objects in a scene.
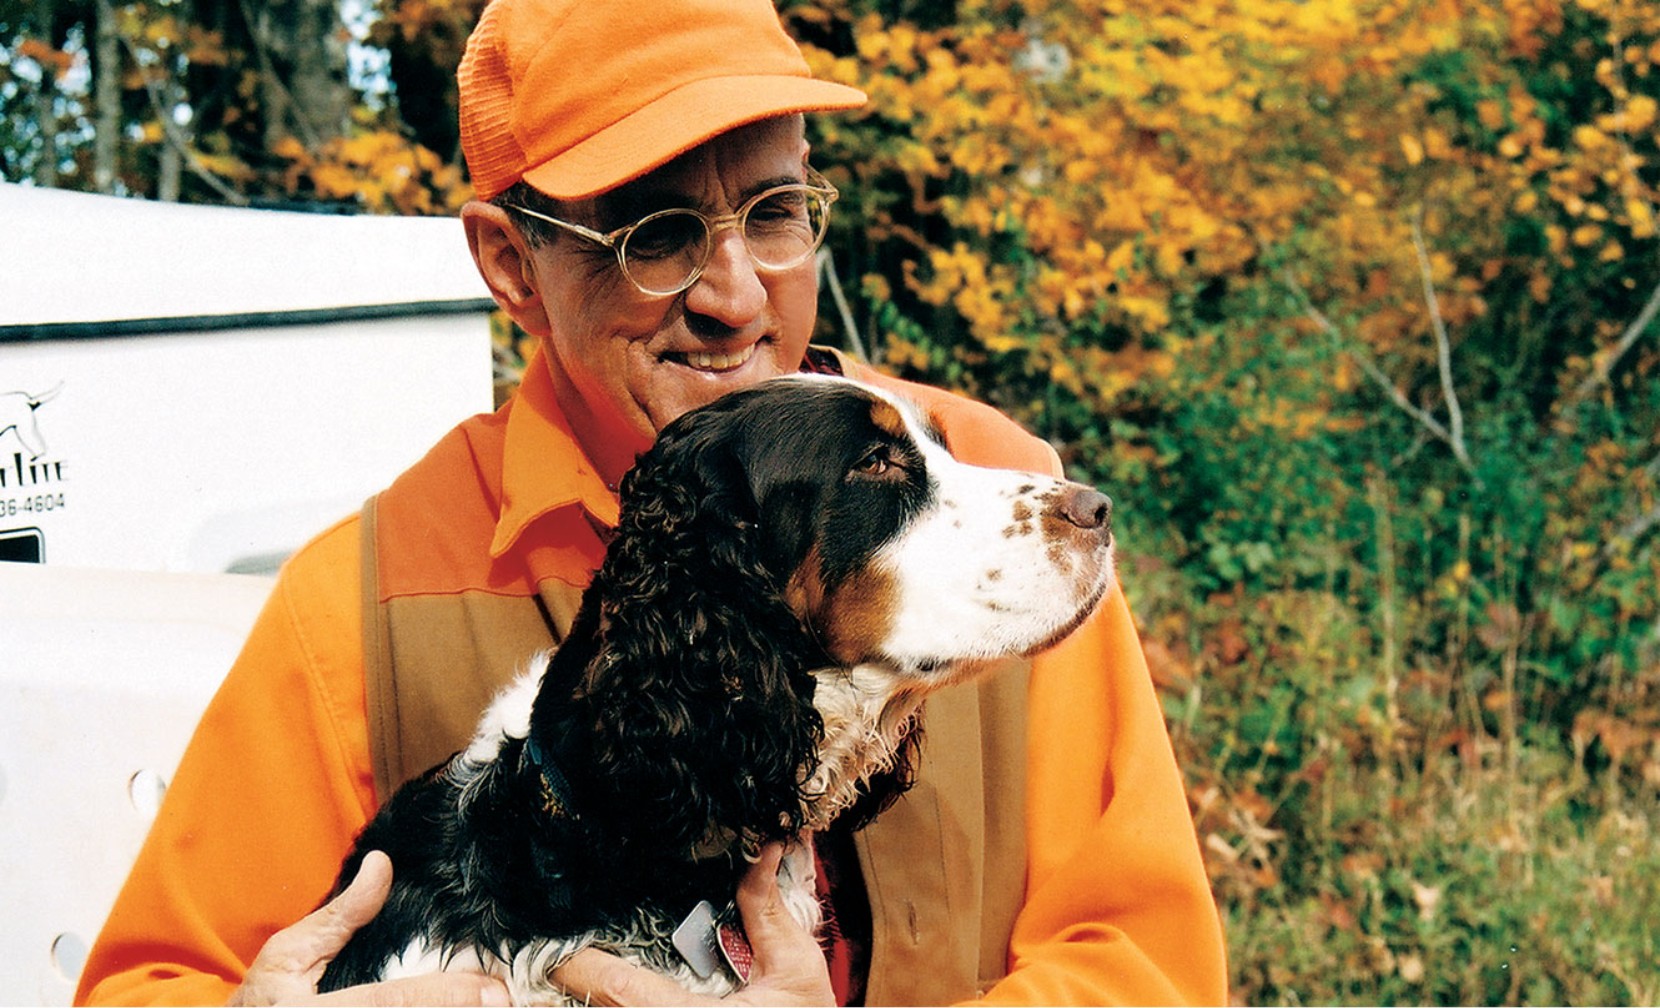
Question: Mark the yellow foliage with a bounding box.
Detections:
[789,0,1659,420]
[275,128,471,216]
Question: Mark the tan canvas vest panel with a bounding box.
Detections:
[361,496,1030,1004]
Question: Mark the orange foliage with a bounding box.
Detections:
[275,131,471,216]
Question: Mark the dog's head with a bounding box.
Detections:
[545,376,1115,856]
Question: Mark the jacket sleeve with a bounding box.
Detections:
[977,586,1229,1005]
[74,519,378,1007]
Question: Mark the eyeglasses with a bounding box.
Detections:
[506,168,839,297]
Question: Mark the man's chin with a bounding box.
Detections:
[650,349,799,425]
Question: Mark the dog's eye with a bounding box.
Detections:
[852,445,898,479]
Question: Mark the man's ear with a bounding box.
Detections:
[461,200,551,337]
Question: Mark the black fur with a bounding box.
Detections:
[318,378,931,992]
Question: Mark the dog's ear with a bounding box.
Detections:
[573,398,825,858]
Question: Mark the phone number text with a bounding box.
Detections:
[0,493,66,517]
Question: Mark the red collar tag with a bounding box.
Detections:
[716,916,754,983]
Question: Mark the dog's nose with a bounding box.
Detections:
[1055,485,1112,533]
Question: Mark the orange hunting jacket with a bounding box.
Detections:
[75,349,1227,1006]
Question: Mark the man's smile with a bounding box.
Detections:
[663,340,760,374]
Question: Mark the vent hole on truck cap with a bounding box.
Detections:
[51,932,88,982]
[128,769,167,818]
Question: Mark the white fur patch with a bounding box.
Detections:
[803,665,924,829]
[461,655,547,765]
[863,385,1116,671]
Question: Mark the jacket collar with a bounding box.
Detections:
[488,345,852,561]
[489,347,622,560]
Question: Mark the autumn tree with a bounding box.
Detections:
[785,2,1659,1000]
[0,0,466,210]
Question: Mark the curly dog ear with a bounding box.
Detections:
[571,398,827,858]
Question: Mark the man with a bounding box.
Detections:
[75,0,1228,1004]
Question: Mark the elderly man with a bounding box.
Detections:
[75,0,1227,1004]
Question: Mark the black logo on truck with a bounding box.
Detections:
[1,383,63,461]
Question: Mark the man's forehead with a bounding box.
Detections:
[595,117,808,218]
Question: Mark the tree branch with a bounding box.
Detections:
[818,247,870,364]
[1410,213,1472,472]
[118,34,248,204]
[1603,451,1660,556]
[1570,277,1660,404]
[1571,17,1660,406]
[1280,266,1477,478]
[1611,501,1660,548]
[235,0,326,151]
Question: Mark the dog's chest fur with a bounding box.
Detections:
[415,662,917,1003]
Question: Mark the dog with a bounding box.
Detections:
[316,374,1115,1002]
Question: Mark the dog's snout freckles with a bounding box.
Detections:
[995,480,1116,545]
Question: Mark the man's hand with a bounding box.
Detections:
[549,843,835,1007]
[228,850,510,1007]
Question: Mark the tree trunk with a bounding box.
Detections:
[157,0,193,200]
[249,0,350,151]
[31,0,58,187]
[93,0,119,192]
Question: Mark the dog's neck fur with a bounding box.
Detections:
[801,666,926,833]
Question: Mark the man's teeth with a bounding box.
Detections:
[683,344,756,371]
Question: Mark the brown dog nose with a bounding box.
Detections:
[1055,485,1112,532]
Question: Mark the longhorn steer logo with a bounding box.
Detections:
[0,383,63,460]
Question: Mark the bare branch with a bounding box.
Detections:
[117,34,247,205]
[1410,213,1472,471]
[1605,489,1660,560]
[1570,277,1660,403]
[1612,502,1660,547]
[1604,452,1660,556]
[1280,266,1477,477]
[818,247,870,364]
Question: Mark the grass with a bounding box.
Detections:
[1144,579,1660,1006]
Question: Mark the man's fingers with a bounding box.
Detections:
[316,850,396,941]
[735,843,800,951]
[241,851,394,990]
[550,948,720,1007]
[729,843,835,1006]
[294,850,394,967]
[231,852,517,1007]
[310,973,511,1007]
[547,846,832,1007]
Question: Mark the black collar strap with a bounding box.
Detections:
[522,734,581,822]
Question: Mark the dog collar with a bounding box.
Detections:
[522,735,581,822]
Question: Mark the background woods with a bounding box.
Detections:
[1,0,474,208]
[4,0,1658,1002]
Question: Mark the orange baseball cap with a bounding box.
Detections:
[458,0,868,201]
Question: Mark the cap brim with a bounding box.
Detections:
[521,75,867,200]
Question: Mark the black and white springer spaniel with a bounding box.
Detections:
[317,374,1115,1003]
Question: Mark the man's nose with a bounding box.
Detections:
[683,227,767,328]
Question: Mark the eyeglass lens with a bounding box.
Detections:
[620,187,829,295]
